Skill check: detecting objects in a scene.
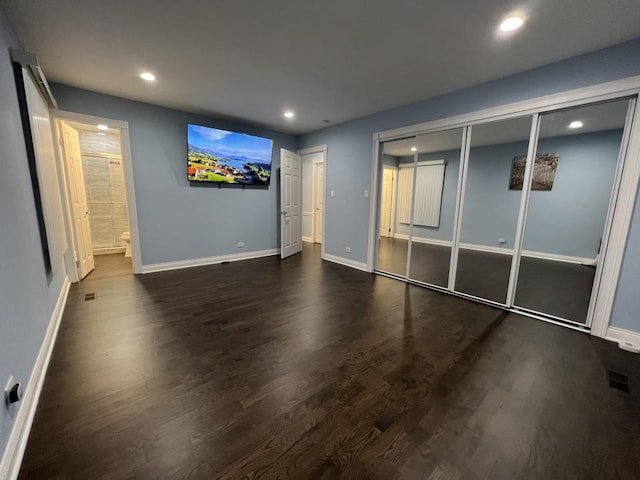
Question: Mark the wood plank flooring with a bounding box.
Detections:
[19,244,640,479]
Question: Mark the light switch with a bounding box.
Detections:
[364,190,369,198]
[330,190,335,197]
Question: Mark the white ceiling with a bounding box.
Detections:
[2,0,640,135]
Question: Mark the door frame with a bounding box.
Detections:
[299,145,328,258]
[367,75,640,339]
[380,166,398,238]
[312,159,325,244]
[51,110,142,278]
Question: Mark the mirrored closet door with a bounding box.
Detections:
[513,98,633,325]
[408,128,464,288]
[376,136,416,277]
[454,116,534,303]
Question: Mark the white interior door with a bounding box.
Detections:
[280,149,302,258]
[60,121,95,278]
[314,162,324,243]
[380,168,394,237]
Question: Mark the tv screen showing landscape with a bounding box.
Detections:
[187,124,273,185]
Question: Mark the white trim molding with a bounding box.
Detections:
[298,144,327,156]
[141,248,280,274]
[0,276,70,480]
[323,253,370,272]
[302,236,313,243]
[93,247,126,256]
[393,233,451,247]
[606,326,640,352]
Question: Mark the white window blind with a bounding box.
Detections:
[398,160,445,228]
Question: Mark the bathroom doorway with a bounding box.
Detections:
[53,111,140,281]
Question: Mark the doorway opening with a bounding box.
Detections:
[54,113,140,281]
[301,147,326,253]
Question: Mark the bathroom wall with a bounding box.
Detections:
[77,130,129,251]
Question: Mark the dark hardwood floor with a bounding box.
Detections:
[19,244,640,479]
[377,237,596,323]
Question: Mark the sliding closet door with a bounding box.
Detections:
[514,99,631,324]
[376,137,416,277]
[454,117,534,303]
[408,128,463,287]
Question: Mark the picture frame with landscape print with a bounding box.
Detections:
[187,124,273,185]
[509,153,559,191]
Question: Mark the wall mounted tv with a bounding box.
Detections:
[187,124,273,185]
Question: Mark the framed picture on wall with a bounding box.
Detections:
[510,153,559,190]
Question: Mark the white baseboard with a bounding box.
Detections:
[141,248,280,274]
[391,234,594,265]
[322,253,370,272]
[93,247,126,256]
[606,326,640,351]
[521,250,594,265]
[0,276,70,480]
[393,233,451,247]
[459,242,510,255]
[302,236,313,243]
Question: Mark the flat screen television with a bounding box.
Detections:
[187,124,273,185]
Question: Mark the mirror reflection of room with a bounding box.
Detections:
[514,99,631,324]
[455,116,534,303]
[407,129,463,287]
[377,137,415,277]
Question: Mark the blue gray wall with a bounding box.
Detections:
[51,84,298,266]
[299,38,640,332]
[0,7,68,461]
[611,200,640,331]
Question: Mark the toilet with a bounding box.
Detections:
[121,231,131,258]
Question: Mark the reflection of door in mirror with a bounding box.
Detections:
[377,139,414,276]
[514,98,631,325]
[454,116,534,303]
[379,167,395,238]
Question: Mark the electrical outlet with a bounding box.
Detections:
[498,238,506,246]
[237,242,245,248]
[344,247,351,253]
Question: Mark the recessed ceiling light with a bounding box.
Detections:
[283,111,295,118]
[500,16,524,32]
[97,124,109,131]
[140,72,156,81]
[569,120,584,129]
[411,147,417,152]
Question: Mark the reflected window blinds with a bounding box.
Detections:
[398,160,445,228]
